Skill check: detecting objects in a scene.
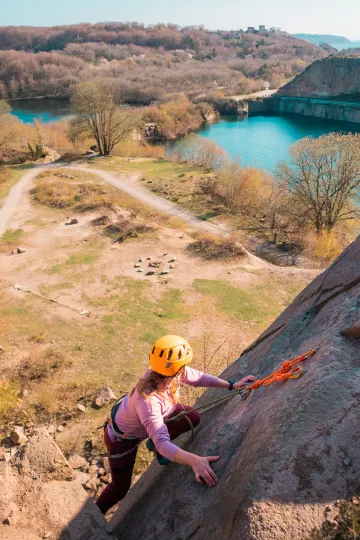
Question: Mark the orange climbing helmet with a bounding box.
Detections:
[150,335,193,376]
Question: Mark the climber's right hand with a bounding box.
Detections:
[191,455,219,487]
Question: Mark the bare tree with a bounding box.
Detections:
[278,133,360,233]
[70,80,140,156]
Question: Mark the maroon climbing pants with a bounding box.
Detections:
[95,404,201,514]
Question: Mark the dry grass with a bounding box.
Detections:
[32,167,187,232]
[104,216,154,243]
[187,234,246,261]
[32,170,117,212]
[14,348,69,383]
[309,498,360,539]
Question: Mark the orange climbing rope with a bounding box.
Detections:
[247,348,317,390]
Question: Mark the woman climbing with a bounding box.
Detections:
[96,335,255,515]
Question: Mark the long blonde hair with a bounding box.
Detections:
[131,370,180,403]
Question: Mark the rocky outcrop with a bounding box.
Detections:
[278,56,360,98]
[0,428,116,540]
[111,234,360,540]
[249,96,360,123]
[248,56,360,123]
[198,98,247,116]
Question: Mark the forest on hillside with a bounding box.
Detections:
[0,23,330,102]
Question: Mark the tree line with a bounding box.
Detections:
[0,24,328,101]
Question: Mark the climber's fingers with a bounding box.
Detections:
[193,456,219,486]
[195,473,203,485]
[203,470,216,487]
[234,375,255,391]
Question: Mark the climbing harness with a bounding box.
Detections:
[13,284,92,317]
[102,349,318,459]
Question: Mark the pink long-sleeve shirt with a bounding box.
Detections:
[107,366,223,461]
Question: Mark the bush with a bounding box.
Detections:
[32,175,116,211]
[304,231,342,265]
[171,134,227,170]
[15,349,67,383]
[187,234,246,260]
[104,216,154,243]
[144,97,215,140]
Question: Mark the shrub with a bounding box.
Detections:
[32,176,116,211]
[187,234,246,260]
[304,231,342,265]
[215,162,273,214]
[104,216,154,243]
[144,97,215,140]
[171,134,227,170]
[15,349,67,383]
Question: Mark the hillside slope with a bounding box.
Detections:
[293,34,351,47]
[0,24,328,101]
[111,234,360,540]
[277,56,360,98]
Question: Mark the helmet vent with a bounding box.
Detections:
[159,350,164,358]
[167,348,173,360]
[178,348,183,359]
[152,347,155,354]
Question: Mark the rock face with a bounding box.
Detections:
[277,56,360,98]
[0,428,116,540]
[205,98,247,116]
[111,235,360,540]
[248,56,360,124]
[249,96,360,124]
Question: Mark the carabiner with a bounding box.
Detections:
[289,366,303,379]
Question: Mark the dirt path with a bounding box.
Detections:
[0,162,230,238]
[69,166,230,237]
[230,89,278,101]
[0,165,44,236]
[0,162,264,265]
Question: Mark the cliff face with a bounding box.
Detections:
[278,57,360,98]
[111,235,360,540]
[249,97,360,123]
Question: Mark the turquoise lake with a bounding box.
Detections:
[197,114,360,172]
[11,99,71,124]
[11,100,360,172]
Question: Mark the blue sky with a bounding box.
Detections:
[2,0,360,39]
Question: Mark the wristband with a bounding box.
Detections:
[228,379,235,391]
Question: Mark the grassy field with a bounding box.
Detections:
[0,164,316,474]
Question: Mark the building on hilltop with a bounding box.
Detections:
[247,27,256,32]
[259,25,266,30]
